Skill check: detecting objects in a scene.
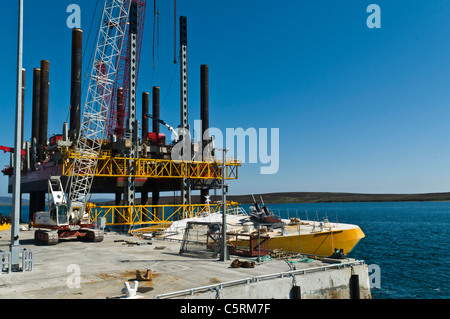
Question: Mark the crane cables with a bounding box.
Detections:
[152,0,160,69]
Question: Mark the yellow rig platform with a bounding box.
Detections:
[62,150,240,180]
[11,147,241,228]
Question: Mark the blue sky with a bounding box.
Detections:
[2,0,450,197]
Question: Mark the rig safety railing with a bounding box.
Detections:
[88,201,241,227]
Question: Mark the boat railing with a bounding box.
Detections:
[230,206,248,216]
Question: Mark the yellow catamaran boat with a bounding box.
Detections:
[160,199,365,257]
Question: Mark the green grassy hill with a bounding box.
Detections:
[3,191,450,206]
[223,192,450,204]
[98,191,450,205]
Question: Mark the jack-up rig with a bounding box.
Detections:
[2,0,241,244]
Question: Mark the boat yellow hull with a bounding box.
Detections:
[267,226,365,256]
[0,223,11,232]
[234,226,365,257]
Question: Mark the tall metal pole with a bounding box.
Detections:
[38,60,50,154]
[125,1,138,208]
[180,16,191,210]
[10,0,24,272]
[200,64,209,204]
[141,91,149,212]
[69,28,82,142]
[179,16,188,134]
[151,87,160,220]
[219,148,230,261]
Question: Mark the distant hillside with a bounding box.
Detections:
[0,196,29,206]
[2,192,450,206]
[224,192,450,204]
[97,191,450,205]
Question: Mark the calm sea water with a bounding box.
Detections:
[247,202,450,299]
[1,201,449,299]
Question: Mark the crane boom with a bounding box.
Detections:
[66,0,131,223]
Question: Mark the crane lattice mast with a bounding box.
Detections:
[67,0,131,221]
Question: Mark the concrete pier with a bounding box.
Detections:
[0,226,371,299]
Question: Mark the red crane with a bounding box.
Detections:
[0,145,25,156]
[0,145,25,176]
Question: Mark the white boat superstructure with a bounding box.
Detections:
[157,203,365,257]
